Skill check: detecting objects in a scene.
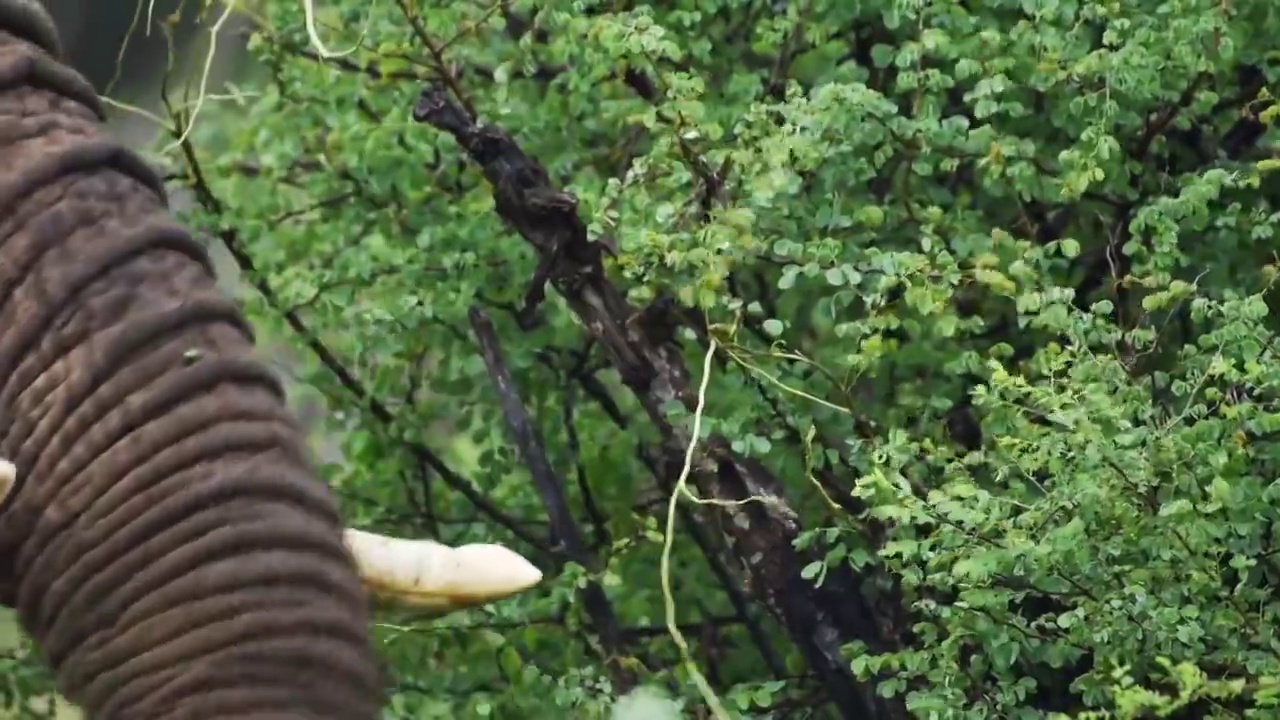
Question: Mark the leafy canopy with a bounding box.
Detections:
[8,0,1280,718]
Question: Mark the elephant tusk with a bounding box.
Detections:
[0,458,14,502]
[343,528,543,614]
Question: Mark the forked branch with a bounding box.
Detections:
[414,84,901,719]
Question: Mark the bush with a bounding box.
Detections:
[15,0,1280,717]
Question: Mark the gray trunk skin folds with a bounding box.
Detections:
[0,4,383,718]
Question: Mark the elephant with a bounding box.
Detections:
[0,1,541,717]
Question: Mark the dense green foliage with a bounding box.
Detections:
[8,0,1280,717]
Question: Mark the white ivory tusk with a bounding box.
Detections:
[0,459,14,502]
[343,528,543,613]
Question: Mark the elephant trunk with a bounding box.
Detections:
[0,4,382,717]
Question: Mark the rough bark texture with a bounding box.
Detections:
[415,85,907,719]
[0,3,382,718]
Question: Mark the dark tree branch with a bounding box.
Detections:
[635,446,790,680]
[165,102,553,558]
[559,378,612,550]
[468,306,635,691]
[415,84,901,719]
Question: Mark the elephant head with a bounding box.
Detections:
[0,2,541,717]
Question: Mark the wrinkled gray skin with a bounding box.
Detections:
[0,2,383,717]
